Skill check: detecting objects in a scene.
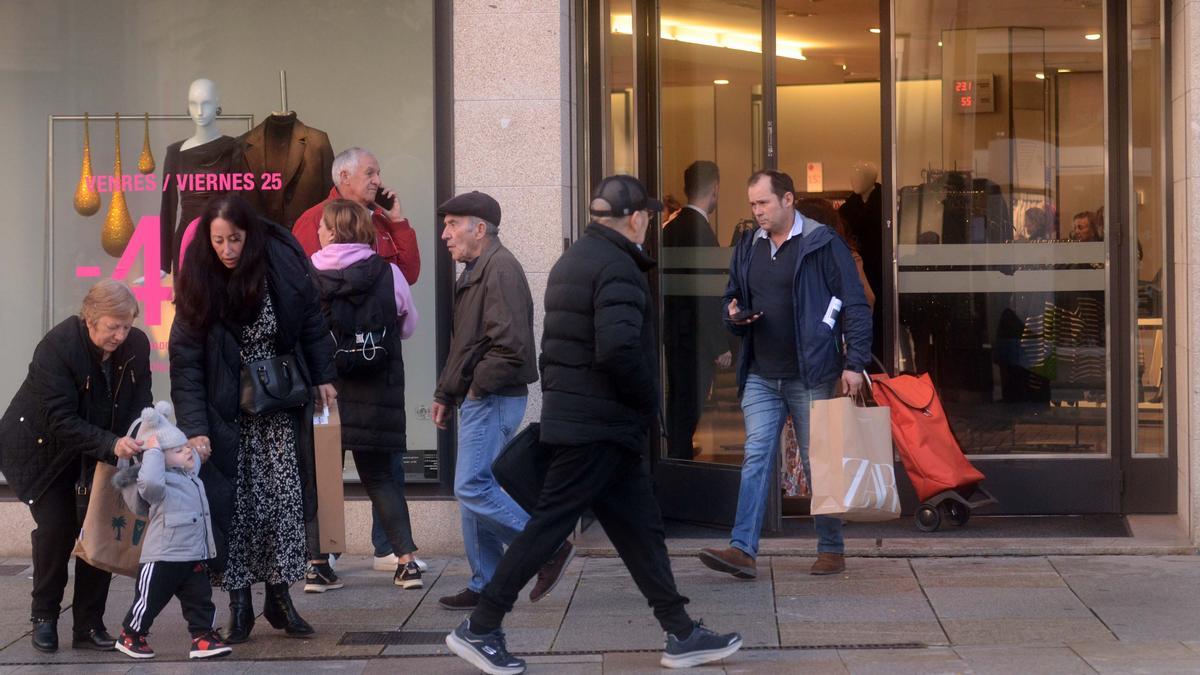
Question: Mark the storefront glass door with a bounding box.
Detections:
[892,0,1120,512]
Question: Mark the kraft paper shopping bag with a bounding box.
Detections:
[809,396,900,522]
[73,461,148,578]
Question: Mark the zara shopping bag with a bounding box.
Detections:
[808,395,900,522]
[72,459,148,578]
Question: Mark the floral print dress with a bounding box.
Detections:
[221,287,308,589]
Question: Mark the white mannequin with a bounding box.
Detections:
[181,78,222,151]
[850,161,879,198]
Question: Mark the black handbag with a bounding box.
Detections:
[491,423,549,513]
[239,354,310,416]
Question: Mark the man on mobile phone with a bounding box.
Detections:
[291,147,420,285]
[700,170,872,581]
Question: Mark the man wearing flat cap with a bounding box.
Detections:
[445,176,743,675]
[432,191,568,613]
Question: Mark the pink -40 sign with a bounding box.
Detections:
[75,215,173,326]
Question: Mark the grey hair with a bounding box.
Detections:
[79,279,139,324]
[471,216,499,237]
[332,147,373,184]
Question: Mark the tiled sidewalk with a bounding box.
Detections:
[1,553,1199,672]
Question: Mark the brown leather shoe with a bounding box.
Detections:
[810,553,846,575]
[698,547,756,579]
[529,541,575,603]
[437,588,480,610]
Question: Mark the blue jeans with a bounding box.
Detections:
[454,395,529,592]
[371,452,408,557]
[731,374,843,557]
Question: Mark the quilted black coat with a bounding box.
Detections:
[539,223,659,452]
[168,220,336,569]
[0,316,152,504]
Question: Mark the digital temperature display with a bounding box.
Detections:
[951,75,994,113]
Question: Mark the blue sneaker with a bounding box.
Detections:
[660,620,743,669]
[445,619,526,675]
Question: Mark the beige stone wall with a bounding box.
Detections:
[1177,0,1199,541]
[452,0,575,427]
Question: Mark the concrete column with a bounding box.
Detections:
[451,0,575,426]
[1178,0,1200,542]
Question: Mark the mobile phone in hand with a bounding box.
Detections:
[730,308,763,322]
[374,186,395,211]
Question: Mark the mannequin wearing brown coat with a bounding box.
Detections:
[240,113,334,227]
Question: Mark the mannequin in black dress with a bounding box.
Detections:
[159,78,241,274]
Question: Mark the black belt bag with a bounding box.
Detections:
[240,354,310,416]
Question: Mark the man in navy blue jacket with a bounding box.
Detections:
[700,170,872,580]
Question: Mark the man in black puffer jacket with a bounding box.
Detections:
[446,176,743,675]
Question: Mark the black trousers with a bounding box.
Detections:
[29,465,112,629]
[471,443,691,635]
[353,450,417,556]
[666,347,714,460]
[123,561,215,637]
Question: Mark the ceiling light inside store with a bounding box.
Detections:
[611,15,807,60]
[1057,68,1071,73]
[937,41,943,47]
[869,27,881,34]
[1035,72,1046,79]
[713,79,730,85]
[1084,33,1101,40]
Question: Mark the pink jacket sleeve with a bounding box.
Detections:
[391,263,419,339]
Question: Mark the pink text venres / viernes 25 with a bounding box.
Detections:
[85,172,282,193]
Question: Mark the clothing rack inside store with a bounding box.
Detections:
[44,113,256,333]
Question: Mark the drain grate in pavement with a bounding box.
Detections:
[339,631,446,646]
[0,564,29,576]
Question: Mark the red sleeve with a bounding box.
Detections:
[383,218,421,285]
[291,208,322,258]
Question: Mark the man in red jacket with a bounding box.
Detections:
[292,147,420,285]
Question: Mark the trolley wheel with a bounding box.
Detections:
[945,501,971,526]
[915,504,942,532]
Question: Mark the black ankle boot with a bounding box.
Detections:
[225,587,255,644]
[31,618,57,653]
[262,583,314,637]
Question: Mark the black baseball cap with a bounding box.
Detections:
[589,175,663,217]
[438,191,502,228]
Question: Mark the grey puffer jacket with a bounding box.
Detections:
[112,447,215,563]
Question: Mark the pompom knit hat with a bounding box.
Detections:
[133,401,188,450]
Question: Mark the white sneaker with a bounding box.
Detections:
[375,554,428,572]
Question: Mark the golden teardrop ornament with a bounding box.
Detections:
[137,112,155,174]
[101,113,135,258]
[72,113,101,216]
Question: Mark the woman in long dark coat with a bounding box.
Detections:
[0,280,151,653]
[170,193,336,642]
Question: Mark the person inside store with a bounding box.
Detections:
[171,193,337,643]
[797,197,876,310]
[309,199,423,591]
[700,170,872,581]
[431,191,570,613]
[662,160,732,460]
[1024,206,1057,240]
[445,175,743,675]
[0,279,152,653]
[838,162,883,350]
[289,146,420,581]
[1070,210,1103,242]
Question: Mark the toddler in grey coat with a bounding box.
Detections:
[111,401,230,660]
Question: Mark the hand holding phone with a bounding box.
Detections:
[374,185,396,212]
[727,298,763,325]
